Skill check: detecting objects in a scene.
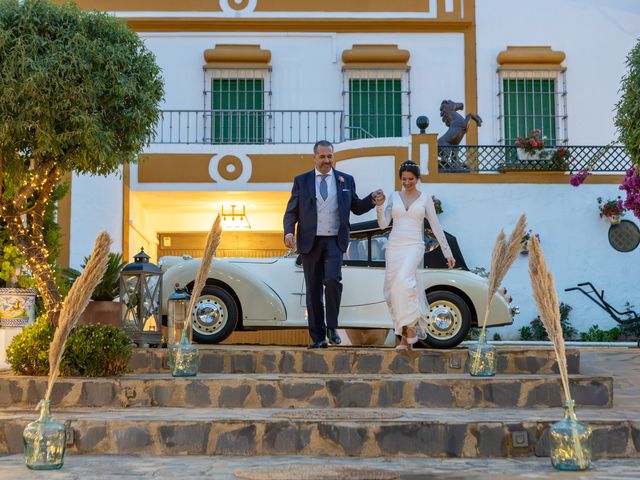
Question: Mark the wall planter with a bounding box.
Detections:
[0,288,37,365]
[0,288,36,328]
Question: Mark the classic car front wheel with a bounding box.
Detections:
[191,285,238,344]
[421,290,472,349]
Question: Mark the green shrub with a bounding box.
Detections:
[524,302,577,341]
[6,315,54,375]
[465,327,480,340]
[519,326,533,341]
[7,316,132,376]
[61,324,132,376]
[580,325,621,342]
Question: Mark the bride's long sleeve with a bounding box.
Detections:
[376,193,393,229]
[424,194,453,260]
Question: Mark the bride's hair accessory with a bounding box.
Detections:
[399,160,420,179]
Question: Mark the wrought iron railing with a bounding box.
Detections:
[438,145,631,173]
[153,110,343,145]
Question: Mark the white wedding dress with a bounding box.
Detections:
[376,191,453,337]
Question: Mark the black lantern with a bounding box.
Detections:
[119,248,163,347]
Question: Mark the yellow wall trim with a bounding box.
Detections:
[138,154,215,183]
[123,164,131,258]
[497,46,566,66]
[55,0,432,13]
[126,18,473,33]
[204,44,271,66]
[342,44,410,66]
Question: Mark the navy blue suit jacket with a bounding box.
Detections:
[283,169,375,254]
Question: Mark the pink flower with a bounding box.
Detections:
[619,167,640,220]
[531,141,538,147]
[569,169,591,187]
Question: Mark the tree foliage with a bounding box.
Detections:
[0,0,163,316]
[616,38,640,165]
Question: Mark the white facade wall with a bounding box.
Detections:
[141,32,465,138]
[476,0,640,145]
[69,171,123,269]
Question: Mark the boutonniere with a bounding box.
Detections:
[338,176,345,184]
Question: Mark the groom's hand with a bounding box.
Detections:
[284,233,295,249]
[372,189,385,206]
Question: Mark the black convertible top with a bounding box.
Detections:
[350,220,469,271]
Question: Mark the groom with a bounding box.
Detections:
[283,140,384,348]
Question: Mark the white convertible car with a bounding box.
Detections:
[160,221,518,348]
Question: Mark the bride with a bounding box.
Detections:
[375,160,456,350]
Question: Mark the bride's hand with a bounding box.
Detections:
[447,257,456,269]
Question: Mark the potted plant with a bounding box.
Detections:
[64,252,125,326]
[597,197,626,224]
[0,244,38,365]
[548,147,571,171]
[432,195,443,214]
[0,244,37,327]
[515,129,546,161]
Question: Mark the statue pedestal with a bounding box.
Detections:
[0,327,22,367]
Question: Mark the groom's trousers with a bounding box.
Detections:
[301,236,343,343]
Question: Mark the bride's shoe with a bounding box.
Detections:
[395,340,412,351]
[396,332,411,351]
[406,326,418,345]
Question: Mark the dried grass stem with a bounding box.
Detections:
[44,231,112,402]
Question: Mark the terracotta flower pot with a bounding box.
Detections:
[606,215,622,225]
[78,300,121,327]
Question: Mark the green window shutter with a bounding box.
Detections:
[212,78,264,144]
[349,78,402,139]
[503,78,556,146]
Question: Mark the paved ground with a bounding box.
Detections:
[1,455,640,480]
[579,348,640,409]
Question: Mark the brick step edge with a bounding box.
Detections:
[0,416,637,458]
[128,349,581,375]
[0,375,613,409]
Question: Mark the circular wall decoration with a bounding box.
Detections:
[208,154,252,184]
[608,220,640,252]
[219,0,256,13]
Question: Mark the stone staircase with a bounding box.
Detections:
[0,346,638,458]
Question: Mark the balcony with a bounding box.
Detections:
[150,110,631,174]
[153,109,344,145]
[437,145,631,174]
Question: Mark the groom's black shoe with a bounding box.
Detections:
[327,328,341,345]
[308,340,328,349]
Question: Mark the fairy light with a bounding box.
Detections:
[1,167,63,314]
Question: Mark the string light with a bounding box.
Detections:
[1,166,63,315]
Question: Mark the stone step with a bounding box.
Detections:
[129,346,581,375]
[0,373,612,409]
[0,407,637,458]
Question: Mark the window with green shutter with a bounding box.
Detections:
[348,78,403,139]
[503,78,556,145]
[497,68,568,148]
[211,78,264,144]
